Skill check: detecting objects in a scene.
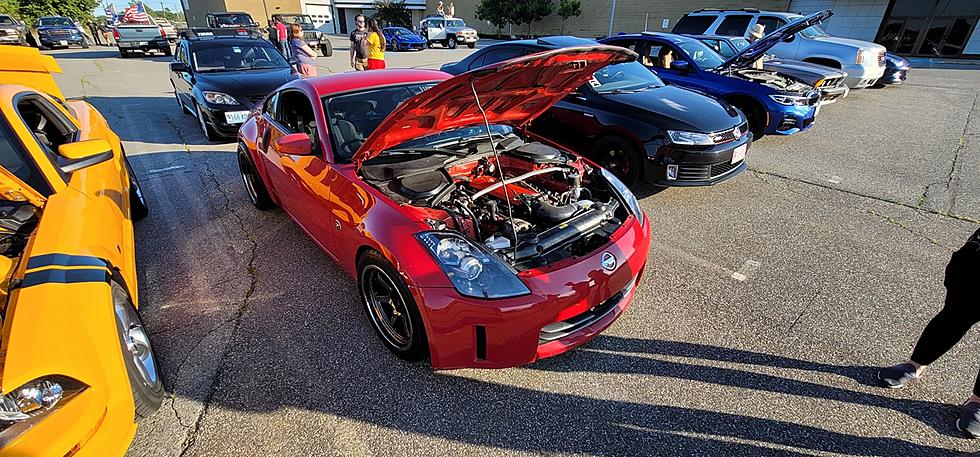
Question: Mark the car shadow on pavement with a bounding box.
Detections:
[530,335,960,438]
[83,96,231,146]
[44,49,126,59]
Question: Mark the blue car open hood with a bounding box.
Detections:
[718,10,832,71]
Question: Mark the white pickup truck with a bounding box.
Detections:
[673,8,886,89]
[115,18,171,58]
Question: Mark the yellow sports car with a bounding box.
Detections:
[0,47,161,455]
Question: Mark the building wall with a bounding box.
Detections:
[788,0,888,42]
[185,0,302,27]
[426,0,790,38]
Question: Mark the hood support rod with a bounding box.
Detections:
[470,79,518,260]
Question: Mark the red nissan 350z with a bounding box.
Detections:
[237,46,651,369]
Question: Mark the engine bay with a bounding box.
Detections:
[361,134,630,270]
[730,69,813,94]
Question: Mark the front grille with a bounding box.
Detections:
[710,160,740,176]
[803,116,815,128]
[822,76,843,88]
[676,158,742,182]
[48,29,70,36]
[708,122,748,144]
[302,30,319,41]
[538,280,632,344]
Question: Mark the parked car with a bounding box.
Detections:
[419,15,478,49]
[35,16,88,49]
[0,14,29,46]
[271,13,332,56]
[205,11,263,38]
[114,19,171,57]
[877,52,910,86]
[673,8,886,89]
[236,46,650,369]
[156,18,178,42]
[442,36,751,187]
[0,45,161,456]
[691,34,849,104]
[170,34,297,140]
[383,26,426,51]
[602,13,827,139]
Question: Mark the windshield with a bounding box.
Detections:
[387,27,412,35]
[447,19,465,28]
[397,125,516,150]
[324,83,436,162]
[799,24,829,38]
[213,14,253,26]
[0,16,15,25]
[278,15,313,25]
[192,42,289,72]
[677,40,726,69]
[589,62,665,94]
[39,17,73,27]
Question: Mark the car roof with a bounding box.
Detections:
[686,9,799,19]
[618,32,696,44]
[305,69,450,96]
[186,36,268,45]
[489,35,595,50]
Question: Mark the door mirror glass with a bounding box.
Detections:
[170,61,190,73]
[783,34,796,42]
[669,60,691,72]
[57,139,114,173]
[273,133,315,155]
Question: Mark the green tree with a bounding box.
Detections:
[18,0,99,24]
[0,0,19,18]
[556,0,580,34]
[372,0,411,28]
[475,0,512,36]
[511,0,551,37]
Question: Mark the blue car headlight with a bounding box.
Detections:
[769,94,811,106]
[416,232,530,299]
[601,168,644,225]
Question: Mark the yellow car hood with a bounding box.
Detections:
[0,46,64,100]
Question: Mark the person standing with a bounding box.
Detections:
[100,21,114,46]
[276,19,291,62]
[349,14,369,71]
[290,23,318,77]
[747,24,765,69]
[88,21,102,46]
[878,226,980,437]
[366,18,386,70]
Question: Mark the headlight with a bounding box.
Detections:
[601,168,644,225]
[856,49,865,64]
[0,376,82,423]
[769,94,810,106]
[667,130,713,146]
[416,232,530,299]
[203,91,238,105]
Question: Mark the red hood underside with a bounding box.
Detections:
[353,45,636,168]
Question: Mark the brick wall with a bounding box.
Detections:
[789,0,888,42]
[428,0,790,38]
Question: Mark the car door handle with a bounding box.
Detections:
[582,112,595,118]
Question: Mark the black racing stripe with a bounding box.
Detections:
[21,268,111,288]
[26,254,107,270]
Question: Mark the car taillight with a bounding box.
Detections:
[113,28,120,40]
[159,27,166,38]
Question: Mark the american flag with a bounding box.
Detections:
[122,2,150,23]
[105,3,120,25]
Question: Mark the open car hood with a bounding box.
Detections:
[718,10,832,71]
[353,45,636,168]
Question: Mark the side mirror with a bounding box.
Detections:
[57,139,114,173]
[170,61,190,73]
[783,34,796,43]
[273,133,315,156]
[669,60,691,72]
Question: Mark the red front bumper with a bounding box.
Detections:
[413,214,651,369]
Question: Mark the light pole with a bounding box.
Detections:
[607,0,617,37]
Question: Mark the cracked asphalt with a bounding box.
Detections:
[46,37,980,456]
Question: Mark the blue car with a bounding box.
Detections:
[877,52,910,85]
[382,27,426,51]
[600,11,829,138]
[36,16,88,49]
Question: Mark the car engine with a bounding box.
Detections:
[731,69,813,93]
[362,137,631,270]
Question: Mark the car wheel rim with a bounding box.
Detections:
[598,146,631,181]
[115,303,159,385]
[238,153,259,204]
[361,265,412,350]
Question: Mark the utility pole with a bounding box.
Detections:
[607,0,617,37]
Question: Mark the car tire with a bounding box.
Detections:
[124,156,150,221]
[237,145,276,210]
[195,103,219,142]
[320,41,332,57]
[467,43,475,49]
[447,36,457,49]
[426,40,432,48]
[358,251,428,361]
[589,136,642,188]
[81,39,90,49]
[112,280,164,419]
[119,50,129,58]
[162,46,172,56]
[729,99,766,139]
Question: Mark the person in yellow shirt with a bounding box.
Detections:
[367,18,386,70]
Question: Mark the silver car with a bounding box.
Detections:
[419,15,478,49]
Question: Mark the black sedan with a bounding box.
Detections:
[169,35,297,140]
[441,36,751,188]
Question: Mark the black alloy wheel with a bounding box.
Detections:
[358,252,428,361]
[237,146,275,210]
[112,281,164,418]
[590,136,642,188]
[731,100,766,139]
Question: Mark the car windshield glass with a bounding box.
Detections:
[39,17,73,27]
[278,15,312,24]
[396,124,516,151]
[799,24,829,38]
[730,37,750,51]
[590,62,665,94]
[677,39,726,69]
[388,27,412,35]
[323,83,436,162]
[214,14,252,26]
[447,19,465,27]
[0,16,15,25]
[192,42,289,71]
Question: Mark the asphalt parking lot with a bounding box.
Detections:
[47,36,980,456]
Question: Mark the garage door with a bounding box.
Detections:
[303,3,334,34]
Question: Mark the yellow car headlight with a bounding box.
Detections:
[0,376,83,423]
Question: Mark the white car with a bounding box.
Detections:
[419,15,478,49]
[673,8,886,89]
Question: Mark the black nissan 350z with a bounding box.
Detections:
[169,31,298,141]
